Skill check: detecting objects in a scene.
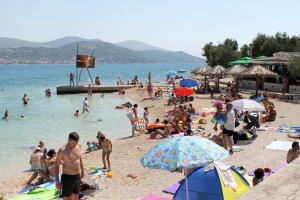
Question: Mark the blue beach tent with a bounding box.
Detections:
[174,166,250,200]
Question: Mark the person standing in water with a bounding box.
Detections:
[87,84,92,96]
[23,94,29,105]
[2,110,8,120]
[55,132,84,200]
[82,97,90,113]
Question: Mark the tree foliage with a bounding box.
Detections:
[202,39,240,67]
[288,57,300,78]
[202,32,300,66]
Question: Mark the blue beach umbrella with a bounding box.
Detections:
[180,79,198,88]
[166,71,177,77]
[141,136,229,200]
[140,136,229,172]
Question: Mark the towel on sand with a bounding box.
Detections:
[265,141,293,151]
[143,194,172,200]
[215,162,237,191]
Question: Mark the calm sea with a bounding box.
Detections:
[0,63,202,179]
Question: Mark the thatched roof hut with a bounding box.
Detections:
[191,65,212,75]
[226,65,247,76]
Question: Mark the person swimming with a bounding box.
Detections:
[2,110,8,120]
[23,94,29,105]
[74,110,80,117]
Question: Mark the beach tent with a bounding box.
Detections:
[180,79,198,88]
[174,166,250,200]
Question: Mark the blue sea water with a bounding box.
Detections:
[0,63,202,179]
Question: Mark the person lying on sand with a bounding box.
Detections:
[150,120,172,139]
[252,168,264,187]
[287,142,300,163]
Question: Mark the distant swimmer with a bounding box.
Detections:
[2,110,8,120]
[97,119,102,122]
[74,110,80,117]
[23,94,29,105]
[45,89,51,97]
[101,93,104,98]
[82,97,90,113]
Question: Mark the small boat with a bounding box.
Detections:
[177,70,187,73]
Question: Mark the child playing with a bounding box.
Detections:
[97,132,112,172]
[143,107,150,129]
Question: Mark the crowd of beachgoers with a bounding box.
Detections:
[1,72,300,200]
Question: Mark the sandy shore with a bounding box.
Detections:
[1,87,300,200]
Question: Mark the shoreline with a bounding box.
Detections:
[1,87,300,199]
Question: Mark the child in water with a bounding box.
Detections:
[74,110,80,117]
[97,132,112,172]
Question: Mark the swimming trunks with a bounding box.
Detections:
[61,174,81,197]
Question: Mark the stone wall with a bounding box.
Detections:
[264,82,283,93]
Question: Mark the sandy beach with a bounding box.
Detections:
[1,86,300,200]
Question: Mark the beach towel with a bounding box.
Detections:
[143,194,172,200]
[163,182,180,194]
[248,162,288,177]
[215,162,237,191]
[12,188,59,200]
[265,141,293,151]
[18,181,55,194]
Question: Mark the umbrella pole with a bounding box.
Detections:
[204,75,207,93]
[255,76,258,97]
[184,169,189,200]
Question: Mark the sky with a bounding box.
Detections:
[0,0,300,56]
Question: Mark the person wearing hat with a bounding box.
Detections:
[27,147,50,184]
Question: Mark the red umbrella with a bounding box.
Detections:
[174,87,194,97]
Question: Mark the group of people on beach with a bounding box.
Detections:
[28,131,112,199]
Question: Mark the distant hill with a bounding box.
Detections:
[0,37,204,64]
[0,36,101,48]
[116,40,166,51]
[138,50,202,63]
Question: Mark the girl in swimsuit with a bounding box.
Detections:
[97,132,112,171]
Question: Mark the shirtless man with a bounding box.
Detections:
[55,132,84,200]
[287,142,300,163]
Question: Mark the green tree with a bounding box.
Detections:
[288,57,300,78]
[202,39,240,67]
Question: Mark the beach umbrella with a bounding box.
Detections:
[167,71,177,77]
[228,57,252,66]
[174,87,194,97]
[180,79,198,88]
[141,136,229,200]
[238,65,277,96]
[191,65,212,75]
[226,65,247,76]
[203,65,226,92]
[191,65,212,92]
[231,99,265,112]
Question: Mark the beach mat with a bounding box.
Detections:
[12,188,59,200]
[163,182,180,194]
[143,194,172,200]
[265,141,293,151]
[248,162,288,177]
[18,181,55,194]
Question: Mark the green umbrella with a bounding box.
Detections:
[228,57,252,65]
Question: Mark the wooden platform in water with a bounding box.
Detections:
[56,85,135,94]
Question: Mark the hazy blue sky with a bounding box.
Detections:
[1,0,299,56]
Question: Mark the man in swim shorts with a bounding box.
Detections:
[55,132,84,200]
